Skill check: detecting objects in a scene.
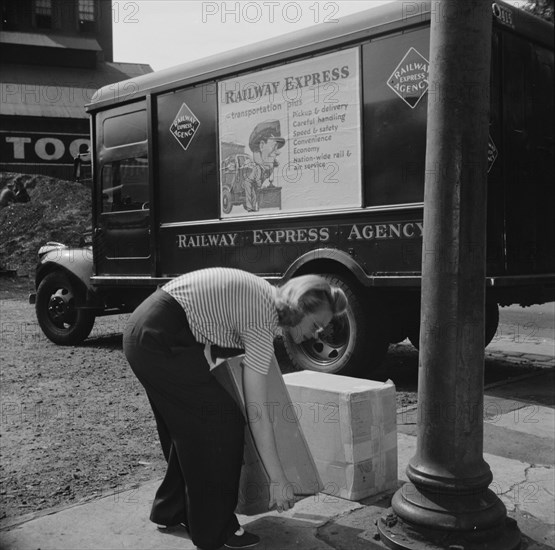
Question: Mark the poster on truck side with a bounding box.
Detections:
[218,48,361,217]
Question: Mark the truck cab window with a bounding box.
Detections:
[103,109,147,148]
[101,156,149,212]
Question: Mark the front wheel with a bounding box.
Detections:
[282,274,390,377]
[36,272,96,345]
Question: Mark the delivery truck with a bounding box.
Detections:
[31,1,554,376]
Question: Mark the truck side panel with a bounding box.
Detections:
[156,85,219,226]
[486,29,506,276]
[156,212,425,279]
[362,27,429,208]
[502,32,555,275]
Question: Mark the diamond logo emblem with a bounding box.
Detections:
[387,47,429,109]
[170,102,200,151]
[488,135,498,173]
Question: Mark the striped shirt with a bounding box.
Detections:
[162,268,280,375]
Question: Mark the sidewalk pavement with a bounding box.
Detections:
[1,343,553,550]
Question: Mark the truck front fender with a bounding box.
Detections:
[35,245,94,292]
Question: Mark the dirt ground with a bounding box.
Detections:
[0,278,167,522]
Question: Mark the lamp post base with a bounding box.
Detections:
[377,508,521,550]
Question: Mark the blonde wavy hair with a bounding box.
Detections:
[275,275,348,327]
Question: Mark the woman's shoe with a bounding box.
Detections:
[224,528,260,549]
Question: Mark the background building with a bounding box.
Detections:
[0,0,152,180]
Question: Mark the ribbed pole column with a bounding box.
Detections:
[378,2,520,548]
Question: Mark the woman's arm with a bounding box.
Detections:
[242,366,295,512]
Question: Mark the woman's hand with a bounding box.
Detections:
[269,475,296,513]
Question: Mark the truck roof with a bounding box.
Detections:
[87,0,553,112]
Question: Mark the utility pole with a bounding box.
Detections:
[378,1,521,548]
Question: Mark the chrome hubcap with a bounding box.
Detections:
[298,320,350,366]
[47,288,75,326]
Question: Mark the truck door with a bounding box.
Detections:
[94,103,151,276]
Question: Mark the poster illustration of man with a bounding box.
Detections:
[220,120,285,214]
[243,120,285,212]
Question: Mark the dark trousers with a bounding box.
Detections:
[123,289,245,550]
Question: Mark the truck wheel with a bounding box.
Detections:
[36,272,95,345]
[484,301,500,346]
[407,301,500,349]
[282,274,390,377]
[222,187,232,214]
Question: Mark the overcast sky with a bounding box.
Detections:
[112,1,393,71]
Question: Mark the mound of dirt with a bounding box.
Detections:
[0,173,91,277]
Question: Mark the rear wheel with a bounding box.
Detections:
[282,274,390,377]
[407,301,500,349]
[36,272,96,345]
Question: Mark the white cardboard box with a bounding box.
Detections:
[284,371,397,501]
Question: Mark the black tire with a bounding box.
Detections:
[407,301,500,349]
[484,301,500,347]
[36,272,95,345]
[222,187,232,214]
[282,274,390,377]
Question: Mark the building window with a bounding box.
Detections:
[35,0,52,29]
[78,0,96,32]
